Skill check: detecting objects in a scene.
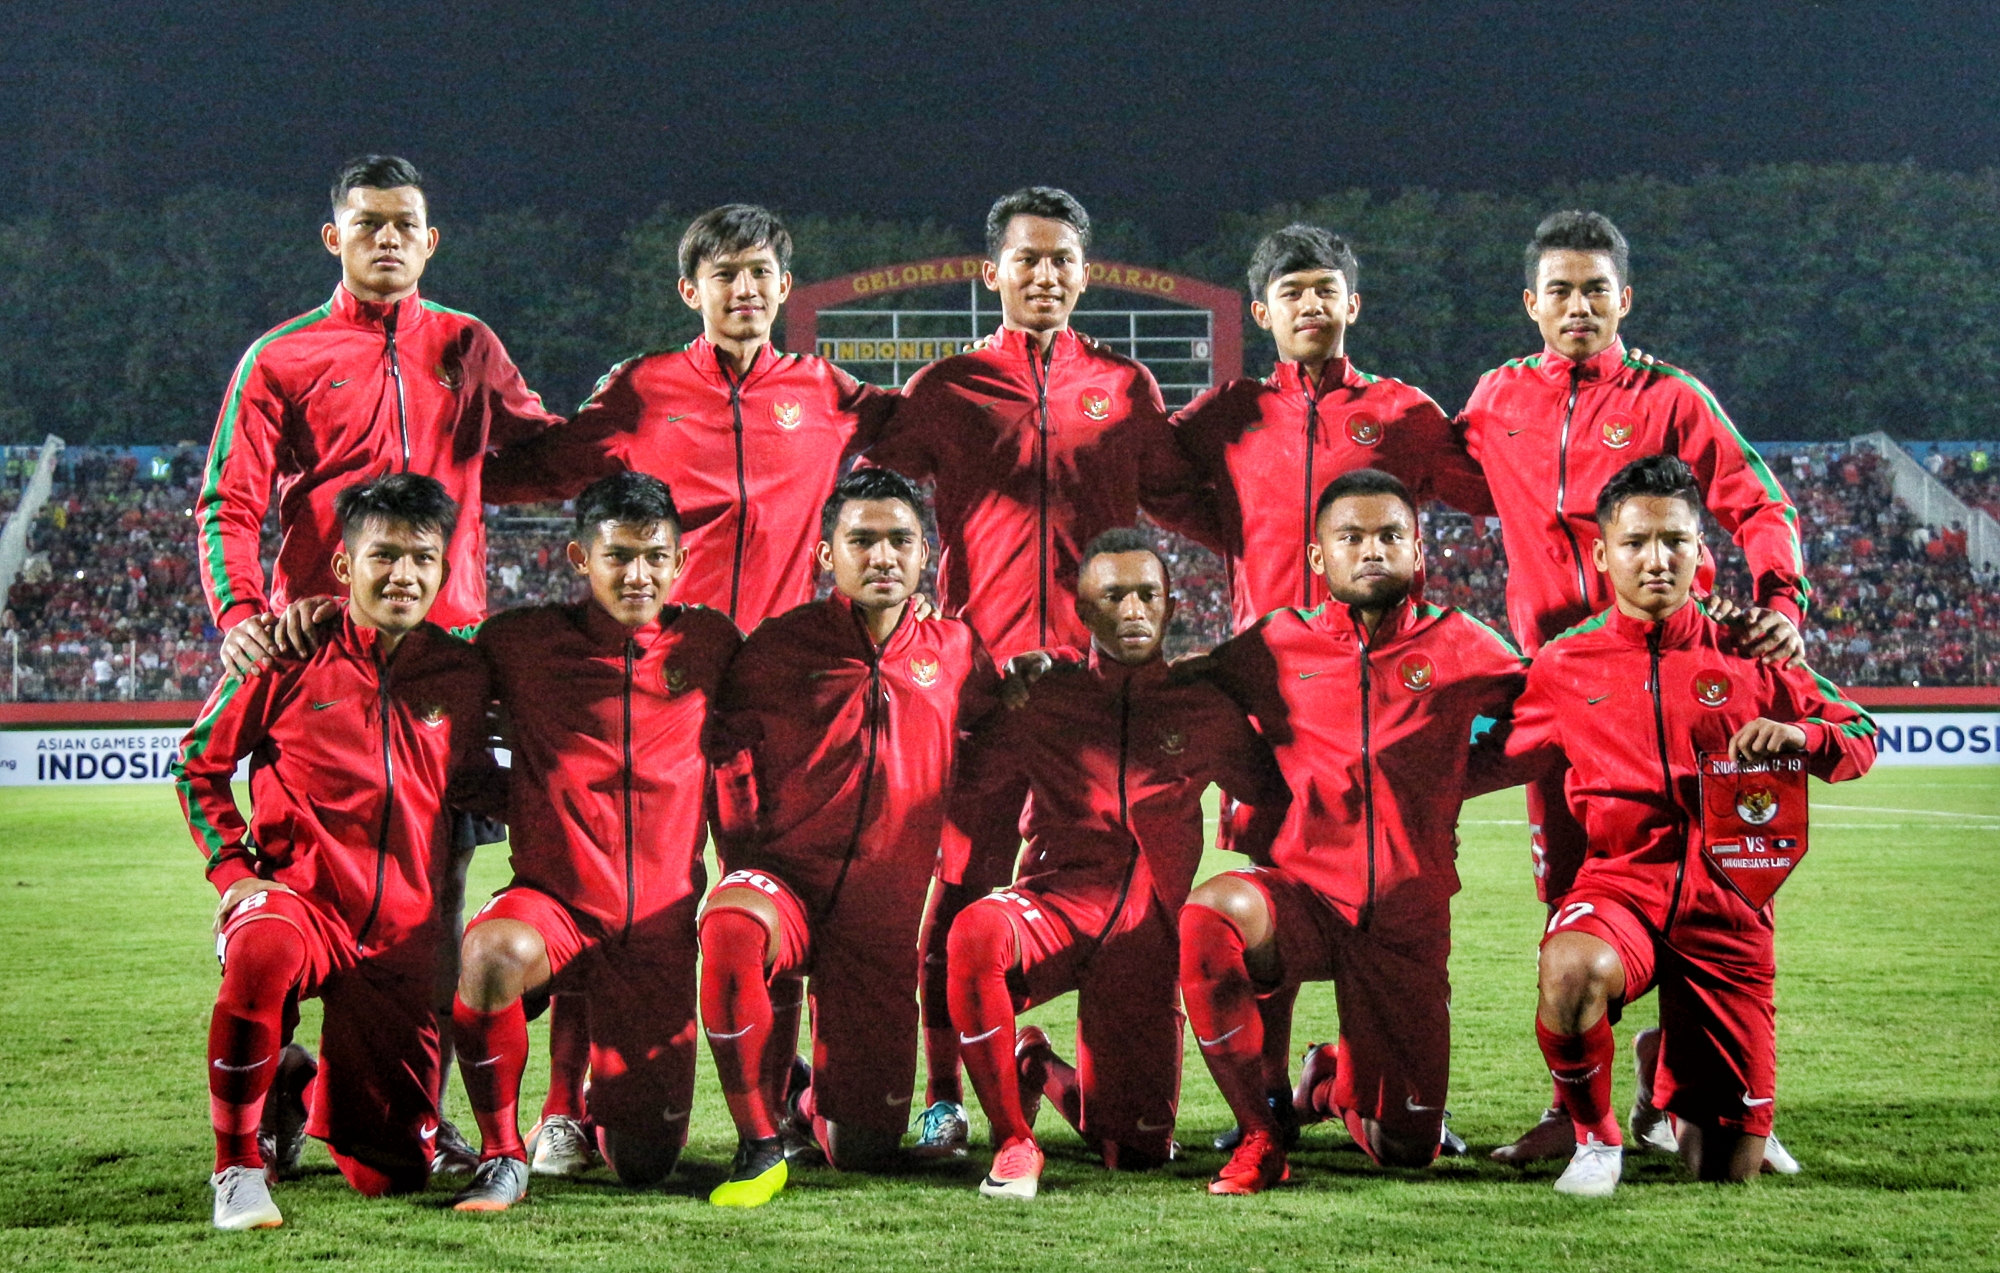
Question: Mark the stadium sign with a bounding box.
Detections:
[0,727,188,785]
[1866,712,2000,766]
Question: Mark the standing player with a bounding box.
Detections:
[861,187,1201,1150]
[945,529,1286,1198]
[176,475,498,1229]
[697,468,1001,1206]
[1174,223,1491,632]
[1178,469,1528,1194]
[197,155,562,1171]
[1459,211,1811,1164]
[484,203,896,1176]
[447,473,742,1210]
[1488,454,1874,1194]
[483,203,900,629]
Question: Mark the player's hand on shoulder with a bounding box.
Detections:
[1720,601,1804,668]
[1627,346,1660,369]
[908,592,938,622]
[219,614,281,678]
[272,595,341,658]
[1728,717,1808,764]
[1167,649,1218,682]
[214,878,295,934]
[1000,649,1055,709]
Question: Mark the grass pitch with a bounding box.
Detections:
[0,768,1994,1272]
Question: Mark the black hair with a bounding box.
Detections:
[1524,210,1630,289]
[574,471,682,538]
[330,154,426,219]
[820,467,928,542]
[1595,454,1704,528]
[1081,527,1172,587]
[1313,468,1416,530]
[985,186,1092,259]
[334,471,458,545]
[1246,223,1358,299]
[679,204,794,281]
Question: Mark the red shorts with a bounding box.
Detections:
[218,890,440,1177]
[1545,866,1777,1137]
[1225,867,1452,1149]
[707,868,921,1137]
[467,886,699,1141]
[970,886,1183,1159]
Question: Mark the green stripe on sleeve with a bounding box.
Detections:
[172,674,250,860]
[1803,667,1877,738]
[1456,610,1530,665]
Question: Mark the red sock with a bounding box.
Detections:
[1258,982,1299,1093]
[945,904,1030,1144]
[539,995,590,1123]
[1179,903,1273,1136]
[762,975,805,1119]
[1038,1046,1083,1133]
[209,920,306,1172]
[920,881,982,1105]
[453,997,529,1160]
[1538,1017,1620,1146]
[698,909,778,1139]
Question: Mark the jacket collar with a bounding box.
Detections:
[689,334,772,388]
[330,607,430,668]
[577,599,671,652]
[1606,596,1709,650]
[1307,588,1425,647]
[331,284,424,333]
[1268,355,1356,399]
[1534,337,1627,386]
[1085,641,1169,690]
[985,325,1083,366]
[827,590,912,655]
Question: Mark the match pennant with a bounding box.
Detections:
[1697,752,1810,909]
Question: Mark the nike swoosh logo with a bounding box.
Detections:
[212,1057,271,1072]
[1506,428,1524,436]
[660,1108,692,1122]
[1405,1097,1438,1113]
[1297,671,1324,680]
[1196,1026,1244,1048]
[666,414,690,423]
[1135,1117,1174,1132]
[312,699,342,711]
[330,378,350,388]
[1742,1093,1774,1107]
[958,1026,1005,1045]
[885,1093,914,1107]
[1242,423,1268,433]
[470,1055,505,1068]
[705,1024,755,1040]
[1587,695,1609,705]
[419,1124,439,1142]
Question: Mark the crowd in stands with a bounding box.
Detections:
[3,441,1994,702]
[1929,447,2000,522]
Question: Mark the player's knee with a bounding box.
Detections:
[821,1121,901,1173]
[700,889,782,964]
[1537,935,1621,1017]
[946,901,1014,977]
[1368,1122,1439,1170]
[597,1125,684,1187]
[458,919,541,1007]
[218,922,307,1008]
[1185,875,1269,948]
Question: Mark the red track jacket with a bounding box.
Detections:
[477,601,742,935]
[173,613,498,965]
[483,339,899,631]
[948,647,1287,937]
[196,286,561,635]
[1205,592,1529,924]
[1458,339,1807,653]
[863,327,1198,660]
[705,595,1001,926]
[1483,599,1876,926]
[1174,358,1493,633]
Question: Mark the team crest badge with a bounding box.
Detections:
[909,655,940,688]
[772,400,803,430]
[1692,670,1732,708]
[1078,389,1112,421]
[419,704,448,728]
[1601,414,1636,449]
[1158,729,1187,756]
[663,665,690,694]
[1734,785,1780,826]
[1398,653,1436,693]
[1346,415,1383,447]
[433,356,462,390]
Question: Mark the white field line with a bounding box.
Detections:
[1815,803,2000,820]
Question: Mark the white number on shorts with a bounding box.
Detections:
[720,869,781,896]
[1547,901,1596,934]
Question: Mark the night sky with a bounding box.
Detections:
[5,1,1997,252]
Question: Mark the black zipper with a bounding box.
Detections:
[819,628,889,922]
[1649,628,1689,928]
[1091,676,1140,946]
[1028,339,1053,647]
[384,306,410,470]
[354,670,395,951]
[1555,366,1588,600]
[1301,374,1320,608]
[725,360,750,624]
[1355,611,1379,926]
[621,637,637,942]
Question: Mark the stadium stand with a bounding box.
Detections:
[3,440,1994,701]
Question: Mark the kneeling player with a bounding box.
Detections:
[1492,454,1874,1195]
[450,473,742,1209]
[698,468,1000,1206]
[1180,469,1529,1193]
[944,529,1286,1198]
[177,475,497,1228]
